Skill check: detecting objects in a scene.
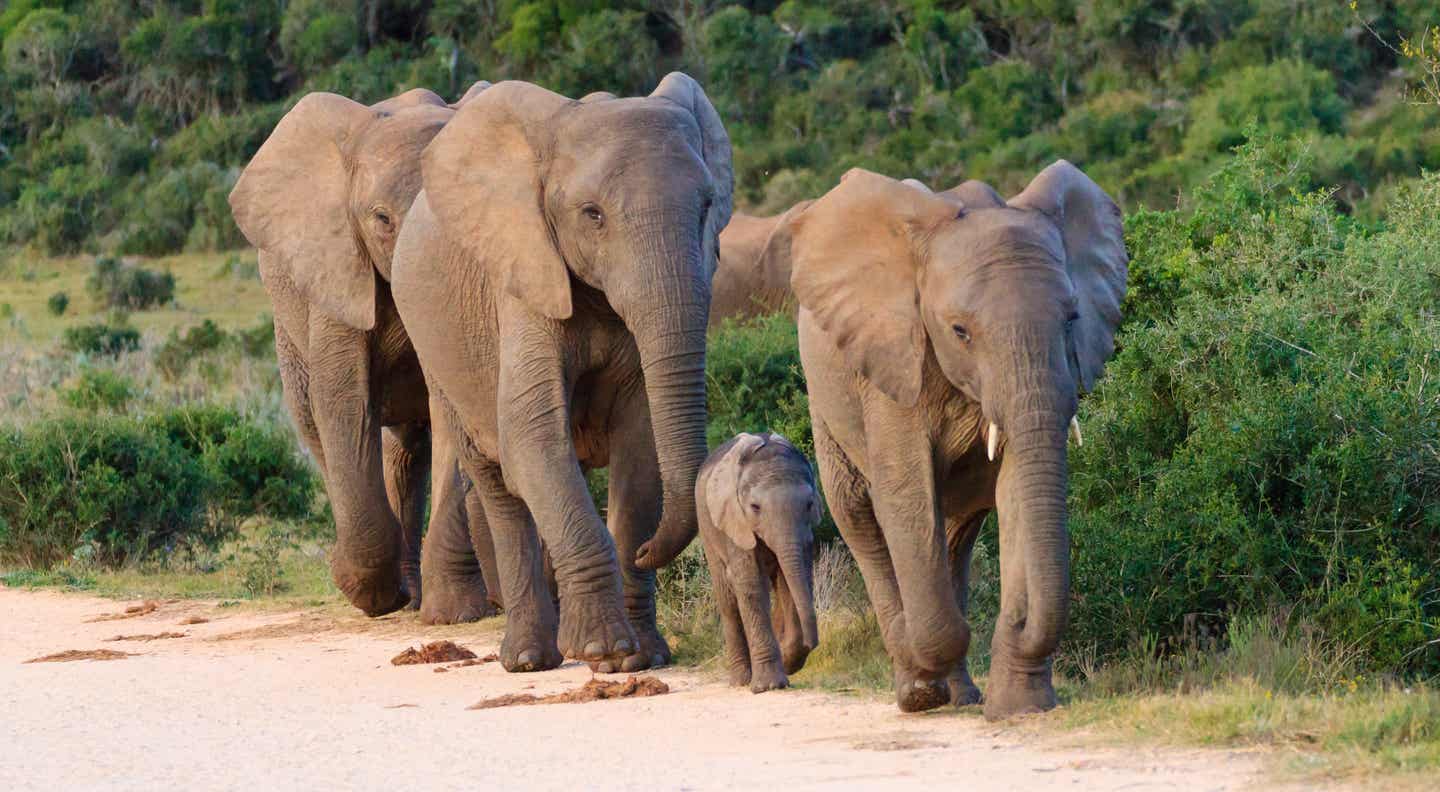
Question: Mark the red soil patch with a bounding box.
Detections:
[433,654,499,673]
[178,616,210,625]
[25,649,133,663]
[104,632,186,642]
[390,641,477,665]
[468,675,670,709]
[86,601,160,622]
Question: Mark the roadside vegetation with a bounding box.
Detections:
[1,0,1438,785]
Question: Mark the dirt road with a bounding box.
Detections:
[1,588,1285,791]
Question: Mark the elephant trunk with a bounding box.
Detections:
[998,400,1071,663]
[777,543,819,654]
[623,210,712,571]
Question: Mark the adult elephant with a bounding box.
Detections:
[391,73,731,673]
[787,164,1127,719]
[229,83,501,622]
[707,200,812,330]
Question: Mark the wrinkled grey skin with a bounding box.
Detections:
[229,84,502,621]
[787,164,1127,719]
[698,433,821,692]
[708,201,812,330]
[391,74,732,673]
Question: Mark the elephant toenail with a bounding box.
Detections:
[583,641,605,658]
[614,638,634,655]
[517,650,538,668]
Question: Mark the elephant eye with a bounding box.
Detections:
[952,324,971,343]
[749,503,761,514]
[373,210,393,230]
[1065,310,1080,329]
[581,203,604,227]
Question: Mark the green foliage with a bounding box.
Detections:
[1068,138,1440,675]
[61,368,134,413]
[280,0,357,74]
[156,319,228,379]
[86,256,175,310]
[46,290,68,316]
[0,413,213,567]
[1183,59,1346,157]
[61,318,140,356]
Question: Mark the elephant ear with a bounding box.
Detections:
[707,433,768,551]
[450,80,492,108]
[229,92,379,330]
[754,199,814,299]
[649,72,733,277]
[371,87,448,113]
[424,81,575,320]
[789,168,960,407]
[1009,160,1129,392]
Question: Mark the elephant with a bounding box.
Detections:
[707,200,812,330]
[228,83,503,622]
[390,73,732,673]
[697,432,821,693]
[785,163,1127,719]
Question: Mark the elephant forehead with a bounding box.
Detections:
[938,209,1064,266]
[561,97,699,146]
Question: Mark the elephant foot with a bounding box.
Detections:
[750,664,789,694]
[418,574,497,625]
[332,564,409,618]
[557,596,638,667]
[894,670,950,713]
[608,618,671,673]
[982,661,1057,720]
[401,568,423,612]
[499,617,563,673]
[948,666,983,707]
[727,662,752,687]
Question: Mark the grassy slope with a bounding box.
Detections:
[0,251,271,347]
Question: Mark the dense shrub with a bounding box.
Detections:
[155,319,227,378]
[0,414,212,567]
[1068,139,1440,674]
[86,256,175,310]
[61,318,140,356]
[46,290,67,316]
[0,404,320,568]
[61,369,135,413]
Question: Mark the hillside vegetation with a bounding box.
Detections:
[1,1,1439,257]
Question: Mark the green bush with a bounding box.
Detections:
[1068,138,1440,675]
[62,318,140,356]
[86,256,175,310]
[0,414,212,567]
[155,319,228,378]
[1183,59,1346,157]
[61,369,135,413]
[46,290,68,316]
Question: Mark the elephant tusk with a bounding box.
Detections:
[986,422,1000,461]
[1070,416,1083,447]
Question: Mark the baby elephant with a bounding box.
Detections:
[698,432,822,692]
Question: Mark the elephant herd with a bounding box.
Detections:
[228,72,1128,721]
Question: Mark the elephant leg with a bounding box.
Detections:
[466,458,562,672]
[729,557,787,693]
[382,423,429,611]
[711,560,751,687]
[418,399,496,625]
[307,318,407,617]
[496,328,634,664]
[945,512,987,706]
[602,386,670,673]
[987,467,1060,718]
[812,419,947,712]
[464,485,503,610]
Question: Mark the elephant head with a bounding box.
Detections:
[421,73,732,572]
[229,83,491,329]
[788,163,1127,667]
[707,432,822,673]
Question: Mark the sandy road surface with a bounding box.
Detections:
[1,588,1289,791]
